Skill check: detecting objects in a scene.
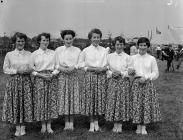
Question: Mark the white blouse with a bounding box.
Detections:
[78,44,107,68]
[3,49,32,74]
[107,52,133,78]
[31,48,58,75]
[55,45,81,69]
[131,53,159,80]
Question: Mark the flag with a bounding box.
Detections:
[156,27,161,34]
[150,30,153,41]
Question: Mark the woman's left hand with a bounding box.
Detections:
[139,77,146,84]
[66,66,76,73]
[95,67,107,73]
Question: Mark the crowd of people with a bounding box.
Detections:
[154,44,183,72]
[2,29,161,137]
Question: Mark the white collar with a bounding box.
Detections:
[114,51,124,56]
[14,49,25,55]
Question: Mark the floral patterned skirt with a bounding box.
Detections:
[130,78,161,124]
[105,77,130,122]
[2,74,33,124]
[58,71,80,115]
[80,71,107,116]
[33,71,58,121]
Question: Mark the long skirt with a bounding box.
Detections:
[105,77,130,122]
[58,71,80,115]
[80,71,107,116]
[2,74,33,124]
[33,71,58,121]
[130,78,161,124]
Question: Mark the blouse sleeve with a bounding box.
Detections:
[106,54,112,78]
[121,55,132,77]
[146,57,159,80]
[78,49,86,68]
[75,49,81,69]
[30,52,38,75]
[52,51,60,75]
[3,53,17,74]
[54,48,60,70]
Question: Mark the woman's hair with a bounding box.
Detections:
[137,37,150,48]
[112,36,126,46]
[88,28,102,40]
[37,33,50,45]
[12,32,27,44]
[60,30,76,39]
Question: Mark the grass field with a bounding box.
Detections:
[0,55,183,140]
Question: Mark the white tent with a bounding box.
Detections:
[151,34,169,44]
[151,30,179,44]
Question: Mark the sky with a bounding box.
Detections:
[0,0,183,39]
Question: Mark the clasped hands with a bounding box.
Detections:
[127,68,148,84]
[16,64,33,74]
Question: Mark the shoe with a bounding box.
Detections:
[136,125,141,134]
[20,126,26,136]
[141,125,147,135]
[112,126,117,133]
[47,123,54,134]
[69,122,74,130]
[64,122,70,130]
[47,128,54,134]
[15,126,21,136]
[94,121,100,132]
[89,122,94,132]
[41,123,46,133]
[116,124,122,133]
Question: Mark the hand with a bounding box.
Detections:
[139,77,146,84]
[64,66,76,74]
[87,67,97,72]
[95,67,107,74]
[112,71,121,78]
[128,68,135,76]
[17,69,24,74]
[17,64,32,74]
[42,73,53,81]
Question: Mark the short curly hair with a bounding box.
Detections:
[112,36,126,46]
[60,30,76,39]
[11,32,27,44]
[137,37,150,48]
[37,33,50,45]
[88,28,102,40]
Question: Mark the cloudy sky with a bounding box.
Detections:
[0,0,183,39]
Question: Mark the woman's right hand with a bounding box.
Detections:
[60,66,76,74]
[128,68,135,76]
[41,73,53,81]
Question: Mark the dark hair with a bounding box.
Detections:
[137,37,150,48]
[12,32,27,44]
[88,28,102,40]
[37,33,50,45]
[112,36,126,46]
[60,30,76,39]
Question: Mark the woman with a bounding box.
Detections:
[130,37,161,135]
[31,33,59,133]
[78,28,107,132]
[55,30,81,130]
[105,36,132,133]
[2,32,33,136]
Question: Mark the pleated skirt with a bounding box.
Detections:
[2,74,33,124]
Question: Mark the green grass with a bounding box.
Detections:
[0,56,183,140]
